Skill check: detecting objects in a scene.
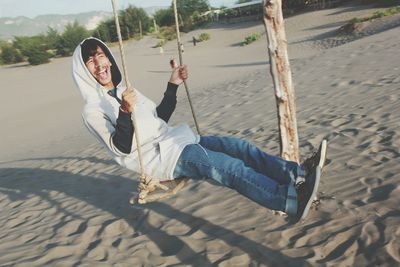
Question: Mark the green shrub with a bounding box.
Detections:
[350,6,400,24]
[158,26,177,41]
[0,45,24,64]
[388,6,400,14]
[56,21,90,56]
[154,39,166,48]
[350,17,365,23]
[190,11,207,27]
[242,33,261,45]
[372,10,386,18]
[154,26,177,47]
[372,6,400,17]
[154,8,174,27]
[198,32,210,41]
[26,47,50,65]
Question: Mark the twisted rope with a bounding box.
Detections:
[172,0,201,135]
[111,0,169,204]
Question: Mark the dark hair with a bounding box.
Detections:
[80,38,122,86]
[81,38,101,63]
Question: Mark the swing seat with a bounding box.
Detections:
[129,177,189,204]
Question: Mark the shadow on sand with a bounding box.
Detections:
[0,156,311,266]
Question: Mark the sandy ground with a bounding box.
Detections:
[1,2,400,266]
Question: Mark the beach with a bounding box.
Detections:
[1,2,399,266]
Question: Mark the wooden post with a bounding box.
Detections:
[153,19,158,33]
[179,14,184,27]
[125,26,130,39]
[262,0,299,162]
[139,20,142,39]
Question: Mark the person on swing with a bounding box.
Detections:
[72,37,327,221]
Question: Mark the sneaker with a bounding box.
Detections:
[302,139,327,176]
[296,166,321,220]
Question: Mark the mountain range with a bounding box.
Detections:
[0,6,167,41]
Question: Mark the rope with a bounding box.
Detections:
[110,0,194,204]
[172,0,201,135]
[111,0,169,204]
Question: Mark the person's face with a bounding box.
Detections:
[85,46,113,89]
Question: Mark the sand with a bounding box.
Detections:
[1,2,400,266]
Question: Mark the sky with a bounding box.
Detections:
[0,0,238,18]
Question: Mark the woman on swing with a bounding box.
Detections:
[72,37,327,221]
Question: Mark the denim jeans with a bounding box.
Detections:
[173,136,304,215]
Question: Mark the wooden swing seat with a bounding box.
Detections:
[129,177,189,204]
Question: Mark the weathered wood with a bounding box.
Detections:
[139,20,142,39]
[153,19,159,33]
[262,0,300,162]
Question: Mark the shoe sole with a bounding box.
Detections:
[312,139,327,202]
[300,166,321,220]
[318,139,328,170]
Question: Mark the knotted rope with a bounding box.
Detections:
[111,0,170,204]
[111,0,198,204]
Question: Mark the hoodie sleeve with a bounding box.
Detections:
[82,107,133,156]
[111,82,177,153]
[156,82,178,123]
[112,109,134,154]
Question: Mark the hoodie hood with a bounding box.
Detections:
[72,37,122,103]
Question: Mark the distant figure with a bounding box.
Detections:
[180,43,184,54]
[159,46,164,54]
[192,36,197,46]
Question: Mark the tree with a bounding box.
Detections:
[121,6,151,38]
[45,27,60,51]
[263,0,299,162]
[94,5,151,42]
[13,35,49,54]
[26,46,50,65]
[57,21,90,56]
[154,8,175,27]
[190,10,206,26]
[1,45,24,64]
[12,35,52,65]
[173,0,210,29]
[93,21,112,42]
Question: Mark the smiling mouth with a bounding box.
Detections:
[96,68,108,80]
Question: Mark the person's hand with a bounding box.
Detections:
[169,59,188,85]
[121,87,136,113]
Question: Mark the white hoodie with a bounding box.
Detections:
[72,37,199,180]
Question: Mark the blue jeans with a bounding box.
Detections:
[173,136,304,215]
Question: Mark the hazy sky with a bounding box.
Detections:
[0,0,238,18]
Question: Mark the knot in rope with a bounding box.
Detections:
[137,174,169,204]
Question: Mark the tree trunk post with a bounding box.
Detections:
[262,0,300,162]
[139,20,142,39]
[153,19,159,33]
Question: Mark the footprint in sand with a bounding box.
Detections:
[386,230,400,262]
[360,176,382,188]
[331,117,350,127]
[359,221,380,250]
[64,220,87,236]
[365,184,397,204]
[87,240,107,261]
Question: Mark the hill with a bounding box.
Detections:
[0,6,167,41]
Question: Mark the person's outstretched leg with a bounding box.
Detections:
[173,144,297,215]
[199,136,304,185]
